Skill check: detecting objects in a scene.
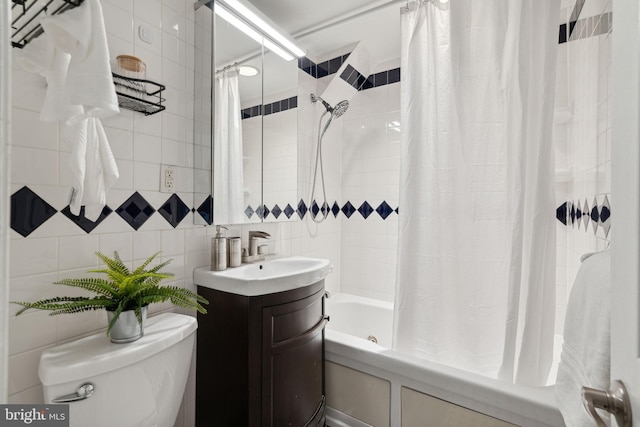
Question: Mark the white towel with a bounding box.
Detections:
[17,0,120,220]
[16,35,84,121]
[555,250,610,427]
[40,0,119,120]
[67,118,119,221]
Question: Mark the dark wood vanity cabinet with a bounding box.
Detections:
[196,280,327,426]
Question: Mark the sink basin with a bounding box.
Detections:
[193,256,331,296]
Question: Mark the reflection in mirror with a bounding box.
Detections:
[261,51,298,223]
[194,0,302,225]
[213,4,263,225]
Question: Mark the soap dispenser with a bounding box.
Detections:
[211,225,228,271]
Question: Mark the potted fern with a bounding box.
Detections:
[12,251,208,343]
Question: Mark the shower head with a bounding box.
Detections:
[310,94,349,119]
[332,100,349,118]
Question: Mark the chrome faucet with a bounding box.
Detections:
[242,231,271,263]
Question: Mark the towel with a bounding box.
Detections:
[40,0,119,120]
[555,250,610,427]
[16,34,84,121]
[67,118,119,221]
[17,0,120,220]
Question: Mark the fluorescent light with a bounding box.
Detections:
[215,5,263,46]
[216,0,305,60]
[214,5,295,61]
[263,39,294,61]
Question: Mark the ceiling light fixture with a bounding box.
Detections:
[214,0,305,61]
[238,65,259,77]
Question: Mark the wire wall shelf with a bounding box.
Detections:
[11,1,167,116]
[113,73,166,116]
[11,0,84,49]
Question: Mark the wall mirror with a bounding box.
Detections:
[193,0,299,226]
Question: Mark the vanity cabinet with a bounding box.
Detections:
[196,280,327,426]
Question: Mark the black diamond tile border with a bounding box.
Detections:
[12,188,408,237]
[297,199,308,219]
[62,205,113,233]
[11,186,57,237]
[245,205,255,219]
[116,192,156,231]
[158,194,190,228]
[321,202,329,217]
[311,201,320,218]
[341,201,356,219]
[331,202,340,218]
[376,201,394,220]
[271,204,282,219]
[358,201,374,219]
[556,195,612,238]
[284,204,295,219]
[238,201,402,221]
[197,195,213,225]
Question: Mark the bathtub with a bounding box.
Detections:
[324,293,565,427]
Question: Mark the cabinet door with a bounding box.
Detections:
[262,289,327,426]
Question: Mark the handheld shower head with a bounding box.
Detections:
[310,94,349,119]
[332,100,349,118]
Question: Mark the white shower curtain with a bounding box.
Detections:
[214,68,245,224]
[393,0,558,386]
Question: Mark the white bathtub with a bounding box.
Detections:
[324,293,565,427]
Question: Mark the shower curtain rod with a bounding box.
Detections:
[215,50,262,74]
[215,62,239,74]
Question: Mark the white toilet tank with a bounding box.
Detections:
[39,313,197,427]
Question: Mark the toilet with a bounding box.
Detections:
[38,313,197,427]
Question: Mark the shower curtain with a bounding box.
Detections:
[214,68,245,224]
[393,0,558,386]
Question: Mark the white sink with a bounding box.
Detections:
[193,256,331,296]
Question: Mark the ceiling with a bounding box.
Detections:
[246,0,403,66]
[210,0,403,103]
[219,0,574,103]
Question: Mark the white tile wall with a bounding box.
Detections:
[554,1,612,334]
[8,1,204,426]
[339,63,401,303]
[220,68,343,297]
[263,99,297,211]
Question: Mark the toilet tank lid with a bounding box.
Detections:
[38,313,197,386]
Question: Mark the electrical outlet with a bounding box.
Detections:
[160,165,175,193]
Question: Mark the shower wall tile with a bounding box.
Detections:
[555,0,612,333]
[339,82,401,302]
[11,108,59,151]
[9,0,202,423]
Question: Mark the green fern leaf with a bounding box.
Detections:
[54,278,118,297]
[95,251,130,276]
[146,258,172,274]
[132,252,160,275]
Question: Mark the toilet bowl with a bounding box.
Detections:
[39,313,197,427]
